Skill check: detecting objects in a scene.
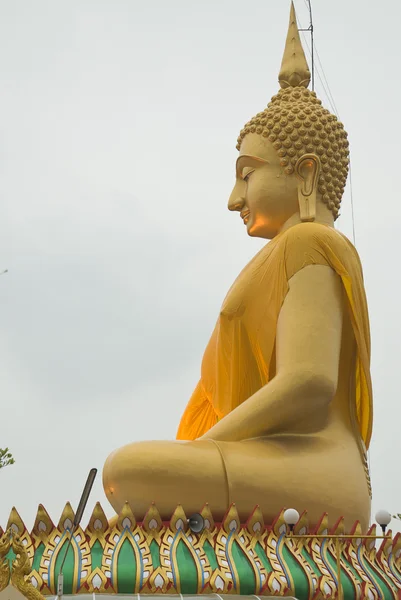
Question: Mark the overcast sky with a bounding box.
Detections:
[1,0,400,534]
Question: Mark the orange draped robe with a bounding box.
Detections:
[176,222,372,448]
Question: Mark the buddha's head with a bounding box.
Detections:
[228,2,349,239]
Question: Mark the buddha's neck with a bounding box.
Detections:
[279,205,335,235]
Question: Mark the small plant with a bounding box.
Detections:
[0,448,15,470]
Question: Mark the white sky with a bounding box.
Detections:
[1,0,401,534]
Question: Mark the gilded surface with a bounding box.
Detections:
[237,3,349,218]
[0,531,11,593]
[102,2,373,532]
[1,504,401,598]
[0,527,45,600]
[10,533,45,600]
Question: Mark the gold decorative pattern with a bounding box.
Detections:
[104,502,151,593]
[39,503,91,596]
[7,508,34,562]
[31,506,54,547]
[87,502,110,552]
[10,531,45,600]
[0,530,11,592]
[0,503,400,598]
[57,502,75,533]
[160,505,206,594]
[362,447,373,498]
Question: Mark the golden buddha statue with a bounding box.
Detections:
[103,3,372,531]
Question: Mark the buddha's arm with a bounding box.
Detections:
[198,264,343,442]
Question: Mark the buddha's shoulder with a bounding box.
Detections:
[281,222,353,252]
[277,223,363,277]
[255,223,358,272]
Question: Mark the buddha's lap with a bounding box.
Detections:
[103,436,369,528]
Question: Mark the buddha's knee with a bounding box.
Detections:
[104,441,171,488]
[103,440,193,515]
[102,439,227,519]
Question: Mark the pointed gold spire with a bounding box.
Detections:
[279,2,311,89]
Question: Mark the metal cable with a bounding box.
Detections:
[314,43,340,117]
[296,3,356,246]
[299,28,338,115]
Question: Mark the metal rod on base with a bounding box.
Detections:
[57,468,97,599]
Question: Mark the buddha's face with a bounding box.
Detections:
[228,133,299,239]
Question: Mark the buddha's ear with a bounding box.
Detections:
[295,154,321,222]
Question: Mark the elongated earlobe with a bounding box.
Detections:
[298,183,317,222]
[295,154,320,222]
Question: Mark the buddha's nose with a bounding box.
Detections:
[228,190,245,212]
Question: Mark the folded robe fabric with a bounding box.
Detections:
[176,222,372,449]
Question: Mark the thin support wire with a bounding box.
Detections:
[298,0,315,91]
[297,1,357,245]
[299,28,338,116]
[307,0,315,92]
[297,4,338,116]
[314,44,340,116]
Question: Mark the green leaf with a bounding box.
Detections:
[0,447,15,470]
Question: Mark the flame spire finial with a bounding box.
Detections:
[278,2,311,89]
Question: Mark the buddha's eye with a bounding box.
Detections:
[243,169,254,182]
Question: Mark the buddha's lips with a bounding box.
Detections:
[241,210,250,221]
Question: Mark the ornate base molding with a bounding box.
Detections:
[1,502,400,599]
